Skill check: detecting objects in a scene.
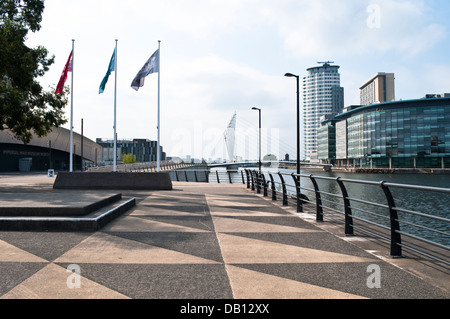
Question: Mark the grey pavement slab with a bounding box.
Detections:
[0,175,448,303]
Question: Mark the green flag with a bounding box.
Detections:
[99,48,116,94]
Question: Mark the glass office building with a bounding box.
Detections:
[329,97,450,168]
[317,119,337,164]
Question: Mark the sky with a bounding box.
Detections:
[25,0,450,161]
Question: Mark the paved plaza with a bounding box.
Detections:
[0,173,448,302]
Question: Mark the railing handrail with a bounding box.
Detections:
[87,161,203,172]
[259,169,450,223]
[165,167,449,266]
[274,171,450,194]
[244,169,449,266]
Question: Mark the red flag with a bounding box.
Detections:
[55,51,73,94]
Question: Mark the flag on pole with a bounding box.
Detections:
[131,49,159,91]
[99,48,116,94]
[55,51,73,94]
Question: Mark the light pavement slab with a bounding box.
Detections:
[0,176,448,302]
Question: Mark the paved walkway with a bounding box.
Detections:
[0,174,449,301]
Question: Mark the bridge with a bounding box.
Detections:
[208,112,300,164]
[88,112,334,173]
[208,160,333,171]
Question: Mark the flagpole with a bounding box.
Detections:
[70,39,74,172]
[157,40,161,172]
[114,39,118,172]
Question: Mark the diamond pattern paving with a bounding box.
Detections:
[0,182,448,300]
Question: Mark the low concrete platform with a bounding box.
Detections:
[0,192,122,216]
[0,197,135,232]
[53,172,173,190]
[0,175,135,231]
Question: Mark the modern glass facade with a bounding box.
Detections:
[335,120,347,160]
[317,120,337,163]
[328,97,450,168]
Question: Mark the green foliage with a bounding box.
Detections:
[0,0,68,144]
[122,153,137,164]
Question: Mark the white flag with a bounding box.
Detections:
[131,49,159,91]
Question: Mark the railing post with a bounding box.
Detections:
[228,171,232,184]
[256,172,261,194]
[184,170,188,182]
[194,170,198,182]
[278,173,288,206]
[336,177,354,236]
[291,174,303,213]
[309,175,323,222]
[245,170,250,189]
[241,170,245,184]
[269,173,276,201]
[175,170,179,182]
[380,181,403,258]
[251,170,255,191]
[216,170,220,183]
[261,173,268,197]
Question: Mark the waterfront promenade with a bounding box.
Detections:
[0,173,448,302]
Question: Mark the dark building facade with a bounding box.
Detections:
[96,138,166,165]
[0,127,101,172]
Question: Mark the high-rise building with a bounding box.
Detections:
[360,72,395,106]
[302,62,344,161]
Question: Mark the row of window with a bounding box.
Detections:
[318,103,450,162]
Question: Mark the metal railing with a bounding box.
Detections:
[87,161,199,172]
[166,168,450,266]
[167,169,245,184]
[245,169,450,267]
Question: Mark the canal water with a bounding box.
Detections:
[223,167,450,246]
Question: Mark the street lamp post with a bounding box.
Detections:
[252,107,262,194]
[285,73,302,212]
[251,107,261,173]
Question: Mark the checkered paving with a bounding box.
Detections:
[0,183,448,299]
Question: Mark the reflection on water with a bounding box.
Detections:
[237,167,450,246]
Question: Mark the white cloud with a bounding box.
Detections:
[262,0,447,58]
[423,64,450,94]
[160,54,294,158]
[21,0,450,159]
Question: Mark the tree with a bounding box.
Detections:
[263,154,277,161]
[122,153,137,164]
[0,0,68,144]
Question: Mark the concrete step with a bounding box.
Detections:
[0,193,135,232]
